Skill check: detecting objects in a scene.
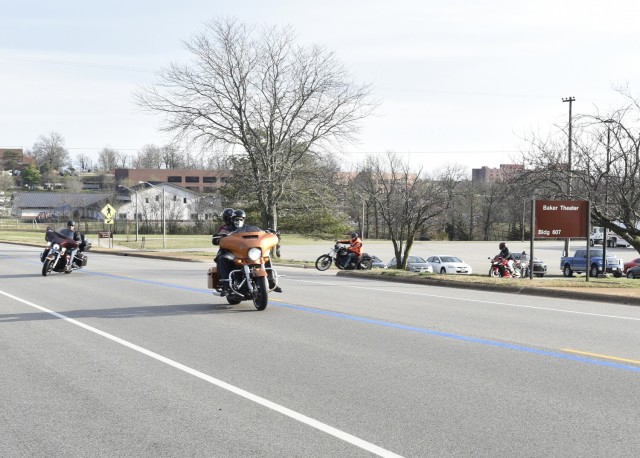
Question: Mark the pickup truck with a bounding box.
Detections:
[560,248,623,277]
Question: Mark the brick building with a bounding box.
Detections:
[114,168,231,193]
[471,164,524,182]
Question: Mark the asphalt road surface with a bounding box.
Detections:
[2,243,640,457]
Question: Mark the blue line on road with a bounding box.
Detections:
[11,256,640,373]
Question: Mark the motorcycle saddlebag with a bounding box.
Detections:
[207,267,219,289]
[76,254,88,267]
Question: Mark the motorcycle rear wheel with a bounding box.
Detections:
[359,259,373,270]
[315,255,332,271]
[252,276,269,311]
[42,259,53,276]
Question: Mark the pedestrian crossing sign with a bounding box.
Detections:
[101,204,116,224]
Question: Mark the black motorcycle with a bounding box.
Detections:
[315,243,373,271]
[41,229,92,276]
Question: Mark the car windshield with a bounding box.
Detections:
[441,256,461,263]
[408,256,426,263]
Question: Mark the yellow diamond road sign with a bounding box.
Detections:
[101,204,116,224]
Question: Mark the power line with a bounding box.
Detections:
[0,55,154,73]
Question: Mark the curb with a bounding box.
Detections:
[336,271,640,306]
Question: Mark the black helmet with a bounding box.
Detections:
[499,242,506,250]
[351,232,358,239]
[222,208,234,225]
[67,220,76,227]
[232,209,246,228]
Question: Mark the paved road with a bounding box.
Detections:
[283,239,639,276]
[2,243,640,456]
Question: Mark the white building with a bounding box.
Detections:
[116,182,217,223]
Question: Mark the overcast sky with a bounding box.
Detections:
[2,0,639,174]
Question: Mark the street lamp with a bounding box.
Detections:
[120,185,139,242]
[140,181,165,249]
[601,119,615,276]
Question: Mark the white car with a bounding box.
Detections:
[388,256,434,273]
[425,255,472,275]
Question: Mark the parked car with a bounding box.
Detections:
[623,257,640,274]
[627,265,640,279]
[511,252,548,277]
[388,256,433,273]
[425,255,472,274]
[370,255,387,269]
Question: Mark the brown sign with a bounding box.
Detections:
[534,200,588,238]
[98,231,113,239]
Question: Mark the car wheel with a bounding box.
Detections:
[627,271,635,279]
[590,265,599,277]
[563,265,573,277]
[440,267,446,274]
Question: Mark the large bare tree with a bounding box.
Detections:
[31,132,70,173]
[522,88,640,251]
[356,153,448,269]
[136,17,376,229]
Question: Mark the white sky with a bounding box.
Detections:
[2,0,639,174]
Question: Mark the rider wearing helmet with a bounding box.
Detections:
[58,220,83,272]
[337,232,363,269]
[213,208,235,245]
[498,242,515,275]
[212,209,239,295]
[231,209,246,228]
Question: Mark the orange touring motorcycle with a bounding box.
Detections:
[208,226,281,310]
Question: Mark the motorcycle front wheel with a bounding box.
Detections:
[315,255,333,271]
[42,259,53,276]
[489,268,500,278]
[252,276,269,311]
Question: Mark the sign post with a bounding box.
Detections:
[100,203,116,248]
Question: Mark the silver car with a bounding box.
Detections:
[388,256,434,273]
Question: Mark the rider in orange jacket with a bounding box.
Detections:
[337,232,363,268]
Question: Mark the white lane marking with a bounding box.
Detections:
[288,277,640,322]
[0,289,402,458]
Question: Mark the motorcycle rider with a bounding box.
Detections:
[212,208,238,296]
[498,242,515,276]
[337,232,363,269]
[59,220,83,272]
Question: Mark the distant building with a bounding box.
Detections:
[115,169,231,193]
[11,192,111,220]
[472,164,524,182]
[116,182,218,222]
[0,148,35,171]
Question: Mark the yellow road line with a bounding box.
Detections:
[562,349,640,365]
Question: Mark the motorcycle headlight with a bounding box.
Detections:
[248,248,262,261]
[52,243,60,251]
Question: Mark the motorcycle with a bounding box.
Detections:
[315,243,374,271]
[207,226,280,310]
[41,228,92,276]
[488,255,521,278]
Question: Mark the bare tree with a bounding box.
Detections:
[133,144,164,169]
[160,145,184,169]
[136,17,376,230]
[76,153,91,171]
[98,147,120,172]
[31,132,70,173]
[357,153,448,269]
[522,88,640,251]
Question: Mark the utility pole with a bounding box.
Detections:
[562,96,575,256]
